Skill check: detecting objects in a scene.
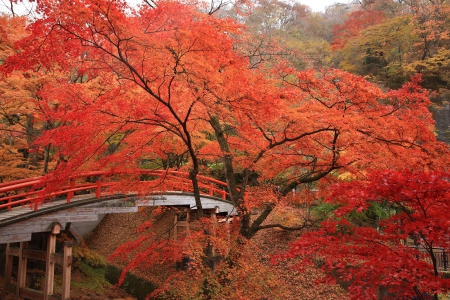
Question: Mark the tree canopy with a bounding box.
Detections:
[1,0,449,298]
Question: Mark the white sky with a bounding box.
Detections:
[0,0,344,16]
[126,0,345,13]
[125,0,346,13]
[299,0,344,12]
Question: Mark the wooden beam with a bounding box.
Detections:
[61,242,73,300]
[0,233,32,244]
[4,282,15,295]
[19,287,44,300]
[18,287,61,300]
[20,249,64,265]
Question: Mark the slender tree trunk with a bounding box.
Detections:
[26,113,38,166]
[43,145,51,174]
[209,115,252,237]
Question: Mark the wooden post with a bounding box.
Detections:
[443,249,448,271]
[174,211,190,241]
[173,214,178,241]
[44,223,60,299]
[17,241,28,299]
[61,241,73,300]
[96,179,101,198]
[67,178,75,203]
[3,243,13,298]
[185,211,190,236]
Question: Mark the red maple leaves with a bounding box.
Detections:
[286,170,450,299]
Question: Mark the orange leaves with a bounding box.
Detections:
[3,0,255,183]
[244,185,279,210]
[107,208,287,299]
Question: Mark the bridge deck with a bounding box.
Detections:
[0,191,235,243]
[0,170,237,243]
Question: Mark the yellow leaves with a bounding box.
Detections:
[337,171,357,181]
[405,49,450,83]
[336,15,417,85]
[0,144,41,181]
[73,244,108,268]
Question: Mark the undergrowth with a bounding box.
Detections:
[71,245,110,293]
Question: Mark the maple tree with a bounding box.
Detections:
[4,0,257,216]
[0,15,57,181]
[331,10,385,51]
[285,170,450,300]
[2,0,450,298]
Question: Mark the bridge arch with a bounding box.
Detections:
[0,170,237,243]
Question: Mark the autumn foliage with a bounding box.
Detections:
[1,0,449,299]
[286,170,450,299]
[331,10,385,50]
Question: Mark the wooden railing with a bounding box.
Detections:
[0,170,231,212]
[408,245,449,271]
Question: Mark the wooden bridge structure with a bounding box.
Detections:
[0,170,236,300]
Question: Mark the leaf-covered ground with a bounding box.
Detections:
[84,207,348,299]
[0,206,348,299]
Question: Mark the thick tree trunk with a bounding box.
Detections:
[189,167,203,218]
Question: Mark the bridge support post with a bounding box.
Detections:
[61,241,73,300]
[3,241,28,300]
[17,241,28,298]
[173,211,190,241]
[3,224,73,300]
[44,223,60,299]
[173,214,177,240]
[3,244,12,298]
[96,179,102,198]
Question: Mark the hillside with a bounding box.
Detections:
[83,208,347,299]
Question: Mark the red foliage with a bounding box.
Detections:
[286,170,450,299]
[332,10,385,50]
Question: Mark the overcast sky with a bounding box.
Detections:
[126,0,345,13]
[0,0,345,16]
[298,0,344,12]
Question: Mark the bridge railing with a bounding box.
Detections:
[0,170,231,212]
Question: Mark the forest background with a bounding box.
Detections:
[1,0,450,299]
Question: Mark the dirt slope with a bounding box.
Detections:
[84,208,347,300]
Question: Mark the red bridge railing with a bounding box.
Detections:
[0,170,230,212]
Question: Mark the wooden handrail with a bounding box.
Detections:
[0,170,231,212]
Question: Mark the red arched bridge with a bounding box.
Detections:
[0,170,236,243]
[1,170,237,300]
